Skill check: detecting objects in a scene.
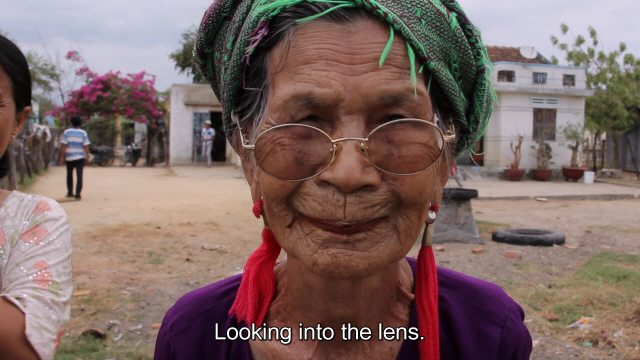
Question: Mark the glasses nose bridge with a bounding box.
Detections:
[330,136,369,161]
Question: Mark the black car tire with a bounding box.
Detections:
[443,188,479,200]
[492,228,565,246]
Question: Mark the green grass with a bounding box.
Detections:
[498,278,521,292]
[574,252,640,290]
[586,225,640,234]
[551,302,588,323]
[55,335,152,360]
[145,250,166,265]
[20,168,48,191]
[511,262,531,271]
[475,220,510,234]
[145,257,165,265]
[513,252,640,327]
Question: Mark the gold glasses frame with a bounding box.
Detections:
[238,117,456,181]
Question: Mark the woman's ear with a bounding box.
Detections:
[12,106,30,139]
[429,153,453,207]
[236,146,263,203]
[232,129,264,203]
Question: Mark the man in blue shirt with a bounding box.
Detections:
[59,116,90,199]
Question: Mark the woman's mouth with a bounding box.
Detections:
[297,214,389,236]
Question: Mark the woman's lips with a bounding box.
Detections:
[298,214,389,236]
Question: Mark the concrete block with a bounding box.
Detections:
[432,190,480,244]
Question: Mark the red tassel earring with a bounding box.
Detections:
[415,204,440,360]
[229,199,281,325]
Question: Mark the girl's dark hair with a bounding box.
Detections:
[0,152,10,179]
[0,34,32,113]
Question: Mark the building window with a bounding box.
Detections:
[497,70,515,82]
[533,72,547,84]
[533,108,556,141]
[532,97,559,105]
[563,74,575,86]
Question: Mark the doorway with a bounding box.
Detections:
[192,111,226,163]
[210,111,226,162]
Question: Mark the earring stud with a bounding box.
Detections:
[425,204,440,224]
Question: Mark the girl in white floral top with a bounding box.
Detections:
[0,34,73,360]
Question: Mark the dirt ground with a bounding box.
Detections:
[27,164,640,359]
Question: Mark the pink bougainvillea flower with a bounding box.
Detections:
[33,271,53,290]
[33,200,51,215]
[35,260,49,271]
[0,229,6,246]
[20,225,49,245]
[50,61,164,126]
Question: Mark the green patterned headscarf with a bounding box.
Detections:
[195,0,495,154]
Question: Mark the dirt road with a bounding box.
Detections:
[27,164,640,359]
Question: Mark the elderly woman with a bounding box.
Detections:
[0,35,73,360]
[155,0,532,359]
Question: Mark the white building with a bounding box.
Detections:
[470,46,594,169]
[170,47,593,170]
[169,84,237,166]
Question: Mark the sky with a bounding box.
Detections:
[2,0,640,95]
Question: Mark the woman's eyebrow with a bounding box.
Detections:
[375,91,422,108]
[274,90,424,111]
[277,93,335,111]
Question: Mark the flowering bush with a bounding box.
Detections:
[65,50,82,62]
[50,52,166,125]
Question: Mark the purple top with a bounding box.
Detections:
[155,258,532,359]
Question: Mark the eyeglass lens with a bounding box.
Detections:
[253,119,444,180]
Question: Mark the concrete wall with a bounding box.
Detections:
[484,63,592,169]
[169,84,238,166]
[607,127,640,171]
[492,62,591,96]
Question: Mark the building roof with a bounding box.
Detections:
[486,46,552,65]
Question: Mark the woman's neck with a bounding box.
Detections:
[250,258,415,360]
[268,257,414,332]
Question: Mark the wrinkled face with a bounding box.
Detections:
[0,65,28,156]
[241,18,449,278]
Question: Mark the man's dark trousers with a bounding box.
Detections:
[66,158,85,197]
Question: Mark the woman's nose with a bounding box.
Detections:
[315,140,381,193]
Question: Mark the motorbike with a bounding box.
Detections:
[89,145,115,167]
[120,143,142,167]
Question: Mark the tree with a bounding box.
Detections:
[169,26,206,84]
[551,24,640,168]
[25,51,58,95]
[51,70,166,126]
[1,30,66,111]
[50,52,166,126]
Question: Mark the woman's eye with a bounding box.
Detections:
[296,115,332,131]
[298,115,320,123]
